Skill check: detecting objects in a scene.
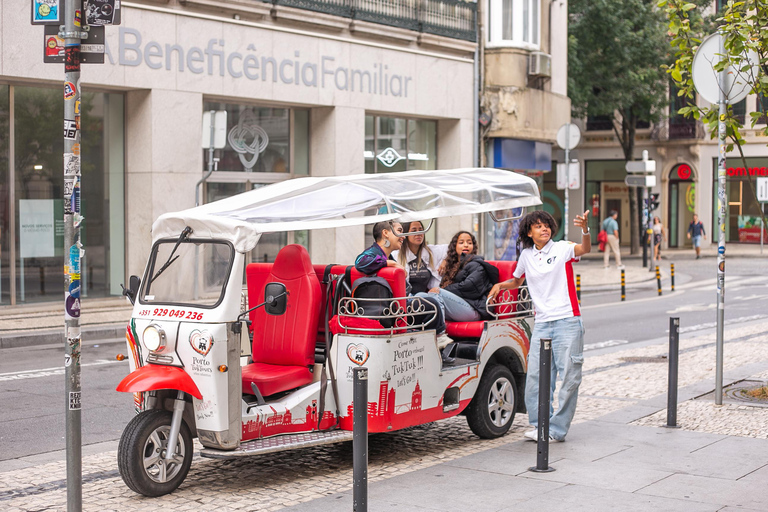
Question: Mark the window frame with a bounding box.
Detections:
[487,0,541,50]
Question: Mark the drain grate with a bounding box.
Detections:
[620,355,668,363]
[723,380,768,404]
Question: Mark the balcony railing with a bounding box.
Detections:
[264,0,478,41]
[651,118,705,141]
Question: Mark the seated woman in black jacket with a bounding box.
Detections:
[430,231,499,322]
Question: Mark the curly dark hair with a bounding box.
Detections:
[440,231,478,287]
[517,211,558,251]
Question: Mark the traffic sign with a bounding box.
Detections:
[625,160,656,173]
[625,175,656,187]
[758,177,768,202]
[556,123,581,151]
[556,162,580,190]
[692,33,758,105]
[44,25,105,64]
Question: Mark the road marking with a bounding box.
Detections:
[584,339,629,351]
[675,314,768,334]
[581,290,687,310]
[666,303,717,314]
[0,359,123,381]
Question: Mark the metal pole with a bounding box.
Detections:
[620,269,626,302]
[666,317,680,428]
[353,367,368,512]
[564,126,570,241]
[642,187,649,269]
[576,274,581,305]
[656,265,662,296]
[648,187,654,273]
[715,34,727,406]
[529,338,555,473]
[671,263,675,292]
[63,2,84,510]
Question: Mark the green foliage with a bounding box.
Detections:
[569,0,672,128]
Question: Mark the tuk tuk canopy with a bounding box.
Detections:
[152,168,542,252]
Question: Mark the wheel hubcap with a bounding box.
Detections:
[487,377,514,428]
[143,426,185,483]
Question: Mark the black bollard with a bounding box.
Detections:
[529,338,555,473]
[656,265,662,296]
[576,274,581,305]
[670,263,675,292]
[620,269,626,302]
[665,318,680,428]
[353,367,368,511]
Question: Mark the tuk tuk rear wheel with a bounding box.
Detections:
[466,364,517,439]
[118,409,193,497]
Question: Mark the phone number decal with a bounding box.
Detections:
[137,309,203,320]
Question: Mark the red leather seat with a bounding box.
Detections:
[242,245,321,397]
[445,260,518,339]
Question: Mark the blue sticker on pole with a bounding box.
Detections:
[718,246,725,254]
[69,280,81,299]
[69,245,80,274]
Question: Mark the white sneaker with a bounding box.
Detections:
[436,333,453,349]
[617,265,625,270]
[524,429,563,442]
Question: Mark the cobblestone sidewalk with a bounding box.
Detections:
[2,319,767,511]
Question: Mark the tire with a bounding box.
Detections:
[118,409,193,497]
[466,364,517,439]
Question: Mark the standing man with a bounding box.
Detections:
[601,210,624,269]
[687,213,706,259]
[488,210,590,442]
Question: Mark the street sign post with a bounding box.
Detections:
[33,1,117,508]
[624,175,656,188]
[625,150,656,270]
[556,123,581,240]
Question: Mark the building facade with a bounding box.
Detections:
[1,0,479,305]
[479,0,572,259]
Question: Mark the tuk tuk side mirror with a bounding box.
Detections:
[121,275,141,305]
[264,283,287,316]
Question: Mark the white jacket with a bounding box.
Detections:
[391,244,449,290]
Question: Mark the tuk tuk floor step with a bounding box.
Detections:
[200,430,354,459]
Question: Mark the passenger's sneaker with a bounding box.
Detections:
[617,265,625,270]
[436,333,453,349]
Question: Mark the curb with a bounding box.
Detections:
[0,324,127,349]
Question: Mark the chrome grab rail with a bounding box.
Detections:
[485,285,533,319]
[336,295,438,334]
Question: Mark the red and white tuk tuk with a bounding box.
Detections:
[116,168,540,496]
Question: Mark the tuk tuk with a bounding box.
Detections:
[116,168,540,496]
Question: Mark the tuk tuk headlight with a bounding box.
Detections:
[143,324,166,352]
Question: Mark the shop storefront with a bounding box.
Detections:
[713,158,768,243]
[584,160,633,245]
[1,2,475,304]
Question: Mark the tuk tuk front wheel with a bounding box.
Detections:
[118,409,193,497]
[466,364,517,439]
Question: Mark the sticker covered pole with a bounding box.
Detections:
[715,33,727,406]
[62,0,84,509]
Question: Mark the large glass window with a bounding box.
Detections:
[488,0,540,48]
[364,116,437,174]
[6,84,124,305]
[202,102,309,263]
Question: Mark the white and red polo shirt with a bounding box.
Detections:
[513,240,580,322]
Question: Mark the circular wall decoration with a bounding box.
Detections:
[675,164,692,181]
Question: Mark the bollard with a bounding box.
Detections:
[529,338,555,473]
[353,367,368,512]
[656,265,662,296]
[670,263,675,292]
[665,318,680,428]
[620,269,626,302]
[576,274,581,305]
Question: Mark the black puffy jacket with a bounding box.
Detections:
[443,255,500,320]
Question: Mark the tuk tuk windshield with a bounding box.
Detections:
[141,239,234,308]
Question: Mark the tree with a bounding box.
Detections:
[662,0,768,230]
[569,0,673,254]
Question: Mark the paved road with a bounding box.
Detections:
[1,256,766,462]
[580,256,768,351]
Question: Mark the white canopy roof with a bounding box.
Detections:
[152,168,542,252]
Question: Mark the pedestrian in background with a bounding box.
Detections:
[652,216,666,263]
[488,209,591,443]
[687,213,706,259]
[601,210,624,269]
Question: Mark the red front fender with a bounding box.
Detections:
[116,364,203,400]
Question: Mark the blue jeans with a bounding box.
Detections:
[525,316,585,441]
[435,289,480,322]
[692,234,702,248]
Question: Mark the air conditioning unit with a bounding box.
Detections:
[528,52,552,78]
